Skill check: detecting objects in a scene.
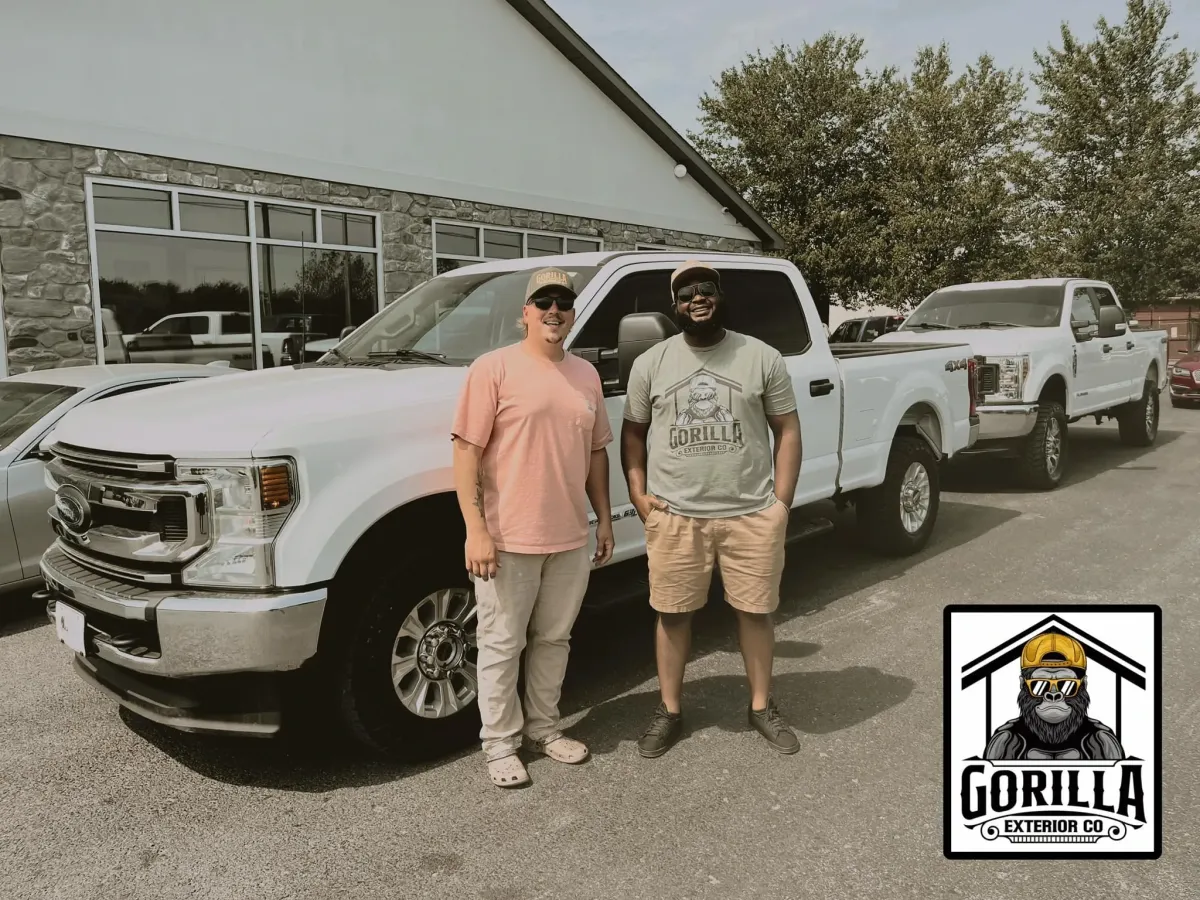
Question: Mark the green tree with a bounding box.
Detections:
[879,45,1037,310]
[1029,0,1200,307]
[689,35,901,311]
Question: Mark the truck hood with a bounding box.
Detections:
[48,364,469,457]
[874,327,1063,357]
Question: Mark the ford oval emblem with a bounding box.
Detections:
[54,484,92,534]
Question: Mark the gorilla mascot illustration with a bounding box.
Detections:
[984,632,1126,761]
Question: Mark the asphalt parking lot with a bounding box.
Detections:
[2,392,1198,900]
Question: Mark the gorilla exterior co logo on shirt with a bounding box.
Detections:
[943,604,1162,859]
[664,368,744,457]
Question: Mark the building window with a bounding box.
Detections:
[432,220,602,275]
[86,178,383,370]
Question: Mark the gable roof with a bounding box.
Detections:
[961,614,1147,690]
[505,0,784,251]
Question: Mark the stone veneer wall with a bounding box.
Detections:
[0,135,760,373]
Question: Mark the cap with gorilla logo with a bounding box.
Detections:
[1021,632,1087,671]
[525,267,577,303]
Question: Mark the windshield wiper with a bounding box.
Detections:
[966,321,1026,329]
[906,322,955,330]
[366,349,451,365]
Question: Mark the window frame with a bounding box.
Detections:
[566,259,816,396]
[431,218,604,274]
[84,176,385,370]
[1070,287,1100,326]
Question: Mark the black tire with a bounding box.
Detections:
[326,548,482,762]
[855,435,941,557]
[1014,400,1068,490]
[1117,378,1159,446]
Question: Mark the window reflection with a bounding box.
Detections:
[93,184,172,229]
[258,246,378,365]
[96,232,258,370]
[256,204,316,242]
[180,195,248,236]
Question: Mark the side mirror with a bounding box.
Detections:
[1071,320,1098,342]
[339,325,356,340]
[617,312,678,392]
[1097,305,1126,339]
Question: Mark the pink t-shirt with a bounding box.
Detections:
[451,343,613,554]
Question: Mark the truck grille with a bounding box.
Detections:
[977,364,999,396]
[52,442,175,481]
[46,444,209,584]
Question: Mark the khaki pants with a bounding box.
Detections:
[472,546,592,761]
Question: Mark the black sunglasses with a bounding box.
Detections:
[676,281,718,303]
[528,293,575,311]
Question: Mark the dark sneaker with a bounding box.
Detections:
[637,702,683,758]
[749,698,800,755]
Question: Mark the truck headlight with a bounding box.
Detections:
[1194,370,1200,385]
[993,355,1031,401]
[176,458,298,589]
[1173,366,1189,376]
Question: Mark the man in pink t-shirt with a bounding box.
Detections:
[451,266,614,789]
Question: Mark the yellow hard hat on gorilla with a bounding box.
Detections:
[1021,632,1087,671]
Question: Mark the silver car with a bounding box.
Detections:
[0,363,237,598]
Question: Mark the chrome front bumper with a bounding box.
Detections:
[40,542,327,678]
[975,403,1039,441]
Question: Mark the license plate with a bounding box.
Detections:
[54,602,86,654]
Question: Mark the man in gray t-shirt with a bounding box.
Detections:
[621,259,804,760]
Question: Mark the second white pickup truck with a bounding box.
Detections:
[876,278,1169,489]
[37,250,979,761]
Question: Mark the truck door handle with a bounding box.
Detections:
[810,379,835,397]
[1126,341,1135,350]
[1102,344,1112,353]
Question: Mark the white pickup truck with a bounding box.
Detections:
[37,251,979,761]
[876,278,1169,489]
[124,311,321,369]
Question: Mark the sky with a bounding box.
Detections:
[548,0,1200,138]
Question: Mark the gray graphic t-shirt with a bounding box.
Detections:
[623,330,798,518]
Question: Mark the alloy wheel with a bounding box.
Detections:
[899,461,931,534]
[391,587,479,719]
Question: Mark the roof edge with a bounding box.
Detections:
[504,0,784,251]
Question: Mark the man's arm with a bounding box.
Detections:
[452,436,498,580]
[620,419,648,500]
[452,436,487,533]
[621,419,665,521]
[767,411,802,508]
[763,350,802,508]
[585,448,613,564]
[619,356,665,521]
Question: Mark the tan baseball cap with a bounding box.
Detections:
[671,259,721,295]
[525,267,577,303]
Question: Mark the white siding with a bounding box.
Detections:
[0,0,756,241]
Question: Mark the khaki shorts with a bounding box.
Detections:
[643,498,789,615]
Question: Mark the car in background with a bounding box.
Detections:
[828,315,906,343]
[0,363,240,599]
[1169,341,1200,407]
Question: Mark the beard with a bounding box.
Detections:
[1018,682,1091,746]
[675,301,726,338]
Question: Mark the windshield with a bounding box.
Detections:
[0,382,81,451]
[336,264,606,364]
[901,285,1066,330]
